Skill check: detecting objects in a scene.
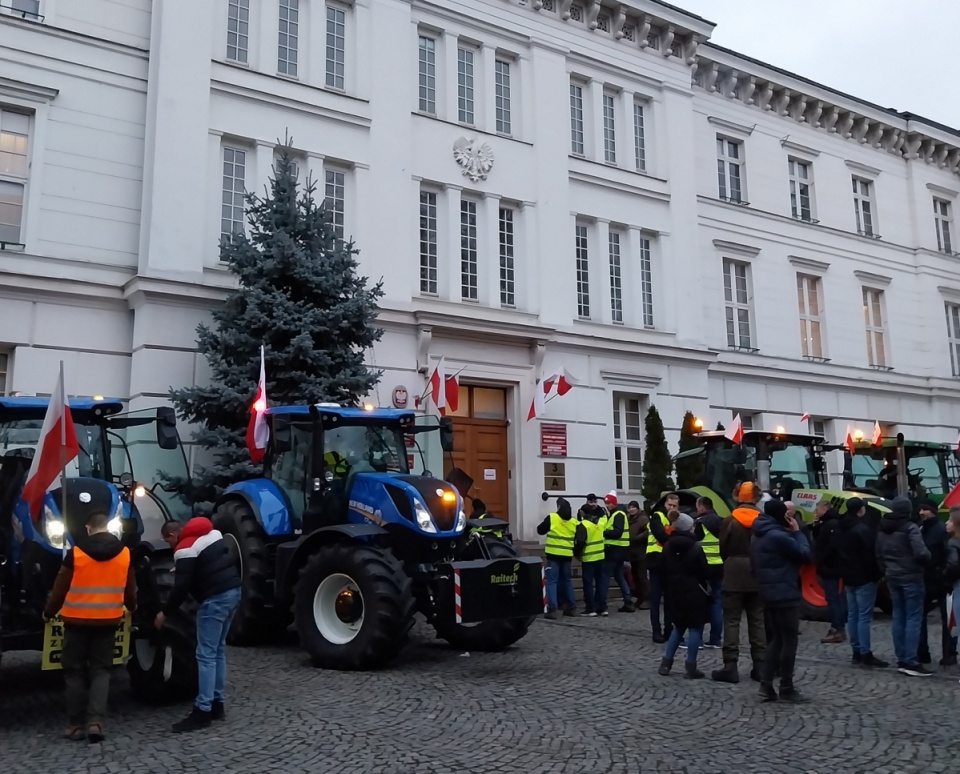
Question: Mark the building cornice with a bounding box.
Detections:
[926,182,959,199]
[780,138,820,158]
[845,159,882,177]
[0,75,58,103]
[854,270,892,287]
[712,239,760,258]
[707,115,754,136]
[788,255,830,273]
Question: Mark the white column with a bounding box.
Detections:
[483,194,502,308]
[620,90,636,171]
[444,32,459,123]
[443,185,463,302]
[520,203,536,314]
[306,152,326,196]
[256,0,274,74]
[353,0,372,98]
[255,140,275,198]
[206,131,223,267]
[588,79,604,162]
[595,220,612,325]
[482,46,497,134]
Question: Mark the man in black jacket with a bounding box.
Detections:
[916,500,955,666]
[837,498,887,667]
[695,496,724,648]
[157,516,241,732]
[811,499,846,643]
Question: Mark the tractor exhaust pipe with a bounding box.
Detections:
[895,433,909,498]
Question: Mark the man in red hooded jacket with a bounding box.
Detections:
[156,516,241,732]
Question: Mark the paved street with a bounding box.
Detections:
[1,612,957,774]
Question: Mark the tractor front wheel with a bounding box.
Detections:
[294,543,415,670]
[799,563,832,622]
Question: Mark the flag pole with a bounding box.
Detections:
[58,361,68,546]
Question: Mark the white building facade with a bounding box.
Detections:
[2,0,960,538]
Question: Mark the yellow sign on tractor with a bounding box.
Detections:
[40,613,132,671]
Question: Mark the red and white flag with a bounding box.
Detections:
[246,346,269,463]
[20,364,80,519]
[872,421,883,446]
[943,479,960,509]
[724,413,744,444]
[799,412,811,423]
[427,356,460,416]
[555,368,579,397]
[526,374,549,422]
[955,432,960,454]
[844,425,857,454]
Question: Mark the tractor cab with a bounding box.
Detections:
[843,438,957,504]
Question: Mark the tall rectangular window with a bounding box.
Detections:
[723,259,752,349]
[499,207,515,307]
[717,137,743,203]
[946,303,960,377]
[570,81,584,155]
[602,92,617,163]
[608,231,623,324]
[0,352,7,395]
[575,223,590,318]
[862,287,887,367]
[796,274,824,359]
[0,109,30,246]
[935,198,954,254]
[418,36,437,115]
[612,394,643,493]
[638,237,654,328]
[325,3,346,89]
[324,167,345,241]
[633,102,646,172]
[789,158,814,221]
[419,190,438,295]
[494,60,512,135]
[460,198,478,301]
[220,146,246,241]
[852,178,875,236]
[457,47,475,125]
[277,0,299,76]
[227,0,250,63]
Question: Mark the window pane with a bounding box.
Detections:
[575,223,590,318]
[324,168,345,241]
[602,93,616,163]
[473,388,506,419]
[227,0,250,62]
[0,180,24,243]
[325,4,345,88]
[457,47,475,125]
[499,207,515,307]
[495,60,511,135]
[418,37,436,114]
[419,191,438,294]
[220,147,246,240]
[626,447,643,491]
[570,82,584,155]
[460,198,478,300]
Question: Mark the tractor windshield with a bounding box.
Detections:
[0,417,108,479]
[702,439,819,507]
[408,415,445,477]
[323,423,409,476]
[850,446,949,498]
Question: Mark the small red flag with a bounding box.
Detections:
[943,480,960,509]
[872,421,883,446]
[246,346,269,463]
[724,414,744,444]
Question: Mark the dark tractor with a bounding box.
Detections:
[211,404,543,669]
[0,397,197,702]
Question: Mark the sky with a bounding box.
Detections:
[673,0,960,130]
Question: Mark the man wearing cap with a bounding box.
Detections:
[917,499,954,666]
[627,500,650,609]
[599,492,635,614]
[837,497,887,667]
[43,480,138,743]
[577,493,606,523]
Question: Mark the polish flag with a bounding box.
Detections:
[943,479,960,509]
[955,432,960,454]
[799,412,811,423]
[724,413,744,444]
[526,374,548,421]
[246,346,269,463]
[20,365,80,519]
[427,357,460,415]
[844,425,857,454]
[872,421,883,446]
[555,369,579,397]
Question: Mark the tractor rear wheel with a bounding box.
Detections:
[294,543,415,670]
[433,538,536,652]
[213,498,286,644]
[127,552,197,704]
[799,563,832,622]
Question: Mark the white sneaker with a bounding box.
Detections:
[585,612,597,617]
[600,611,609,617]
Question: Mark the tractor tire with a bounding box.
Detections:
[294,543,415,670]
[213,498,286,645]
[127,553,197,704]
[799,563,832,622]
[433,538,536,652]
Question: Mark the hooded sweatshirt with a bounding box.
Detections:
[718,503,760,592]
[44,531,138,626]
[163,516,240,616]
[750,512,811,608]
[875,496,930,585]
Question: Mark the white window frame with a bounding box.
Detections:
[6,1,41,19]
[945,302,960,377]
[324,2,346,90]
[788,158,815,221]
[0,351,9,395]
[498,205,516,308]
[723,258,754,350]
[796,273,825,359]
[717,137,744,204]
[935,197,954,254]
[575,221,590,319]
[811,418,827,440]
[608,230,623,324]
[417,35,437,116]
[739,413,755,432]
[633,101,646,173]
[602,90,617,164]
[460,196,478,301]
[494,58,512,136]
[0,108,31,247]
[570,80,585,156]
[227,0,251,64]
[852,177,877,237]
[862,287,888,368]
[277,0,300,77]
[612,393,643,493]
[457,45,476,126]
[323,164,346,241]
[638,236,654,328]
[220,145,247,241]
[419,188,439,296]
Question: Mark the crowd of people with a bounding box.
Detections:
[540,484,960,702]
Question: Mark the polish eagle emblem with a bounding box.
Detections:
[452,137,494,182]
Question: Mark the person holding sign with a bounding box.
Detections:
[42,480,138,743]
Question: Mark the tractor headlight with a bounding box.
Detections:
[43,506,66,549]
[456,509,466,532]
[413,499,437,534]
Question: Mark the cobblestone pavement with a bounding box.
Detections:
[1,611,957,774]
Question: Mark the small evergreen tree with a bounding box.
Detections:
[641,405,673,508]
[675,411,705,489]
[170,142,384,503]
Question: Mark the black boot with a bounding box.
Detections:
[758,681,778,702]
[658,657,673,676]
[778,684,809,703]
[652,631,666,644]
[750,662,764,682]
[211,700,225,721]
[684,661,704,680]
[172,706,212,733]
[711,661,740,683]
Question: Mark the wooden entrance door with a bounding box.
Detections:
[446,386,510,524]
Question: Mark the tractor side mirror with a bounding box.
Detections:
[439,416,454,452]
[272,415,292,453]
[155,406,179,450]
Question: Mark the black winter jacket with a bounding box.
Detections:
[810,508,844,579]
[920,517,949,597]
[164,529,241,616]
[944,537,960,586]
[837,512,881,587]
[875,497,930,585]
[662,531,710,629]
[750,514,811,608]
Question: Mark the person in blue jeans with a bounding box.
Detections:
[695,496,724,647]
[537,498,579,618]
[837,497,887,667]
[157,516,242,731]
[875,496,932,677]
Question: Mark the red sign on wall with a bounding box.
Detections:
[540,423,567,458]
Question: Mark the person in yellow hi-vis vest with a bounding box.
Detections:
[647,492,679,642]
[579,506,607,616]
[695,495,725,648]
[536,498,579,619]
[43,480,137,744]
[599,492,635,614]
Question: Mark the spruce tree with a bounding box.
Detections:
[675,411,705,489]
[641,405,673,508]
[170,142,384,504]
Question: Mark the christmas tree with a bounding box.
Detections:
[170,142,384,503]
[641,405,674,508]
[675,411,705,489]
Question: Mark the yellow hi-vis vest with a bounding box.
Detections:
[474,513,503,537]
[699,520,723,566]
[579,518,605,563]
[646,511,671,555]
[605,508,630,548]
[545,513,577,558]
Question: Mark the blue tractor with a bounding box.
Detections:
[211,404,543,668]
[0,396,197,701]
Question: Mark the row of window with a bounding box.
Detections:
[0,108,29,246]
[569,80,648,172]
